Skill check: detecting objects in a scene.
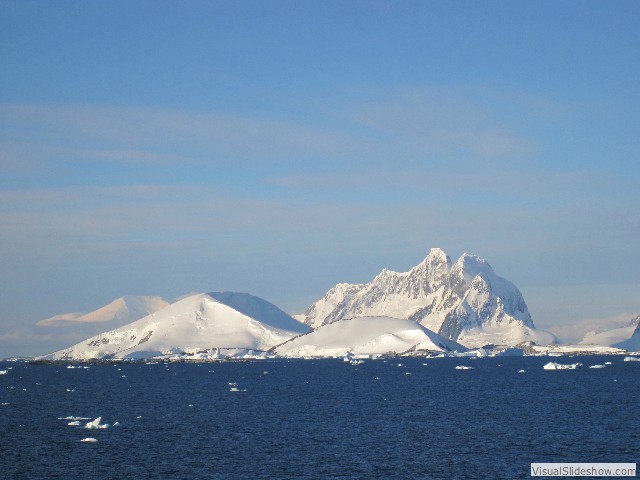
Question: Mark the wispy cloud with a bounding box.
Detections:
[346,86,539,159]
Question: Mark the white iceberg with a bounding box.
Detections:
[67,421,81,426]
[589,364,606,369]
[543,362,582,370]
[84,417,109,429]
[80,437,98,443]
[623,356,640,362]
[455,365,473,370]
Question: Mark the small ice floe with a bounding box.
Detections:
[623,356,640,362]
[67,421,81,426]
[1,402,9,406]
[543,362,582,370]
[605,361,613,365]
[121,375,127,378]
[80,437,98,443]
[396,363,403,367]
[188,404,194,408]
[374,377,381,380]
[455,365,473,370]
[136,415,142,419]
[67,365,75,369]
[0,370,8,375]
[228,383,246,392]
[518,369,526,373]
[422,363,428,366]
[112,422,120,427]
[59,416,90,421]
[66,388,75,392]
[404,372,412,375]
[84,417,109,429]
[589,364,606,369]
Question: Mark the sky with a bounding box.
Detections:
[1,0,639,356]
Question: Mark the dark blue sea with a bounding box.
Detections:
[1,356,639,479]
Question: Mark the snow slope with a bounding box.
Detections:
[208,291,310,334]
[614,321,640,351]
[42,293,306,360]
[581,314,640,347]
[37,296,169,327]
[298,248,553,347]
[274,316,465,357]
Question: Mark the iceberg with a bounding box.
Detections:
[543,362,582,370]
[80,438,98,443]
[623,356,640,362]
[84,417,109,429]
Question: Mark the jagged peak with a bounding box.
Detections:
[426,247,450,262]
[452,253,494,278]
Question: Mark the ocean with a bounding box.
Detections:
[1,356,638,479]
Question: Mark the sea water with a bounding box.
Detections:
[1,356,639,479]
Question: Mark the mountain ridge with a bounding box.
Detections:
[297,248,554,347]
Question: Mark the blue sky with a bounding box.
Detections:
[1,1,639,356]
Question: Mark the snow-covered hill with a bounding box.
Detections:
[580,313,640,347]
[42,293,308,360]
[208,291,310,334]
[613,315,640,351]
[297,248,555,348]
[274,316,465,358]
[37,296,169,327]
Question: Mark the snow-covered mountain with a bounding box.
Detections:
[208,291,310,334]
[580,313,640,347]
[297,248,555,348]
[37,296,169,327]
[611,314,640,351]
[42,293,308,360]
[274,316,465,357]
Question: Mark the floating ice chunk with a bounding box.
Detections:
[1,402,9,406]
[59,416,91,421]
[68,421,81,426]
[455,365,473,370]
[80,437,98,443]
[589,365,606,369]
[0,370,8,375]
[543,362,582,370]
[605,361,613,365]
[518,369,526,373]
[229,386,246,392]
[623,356,640,362]
[67,366,75,369]
[112,422,120,427]
[85,417,109,429]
